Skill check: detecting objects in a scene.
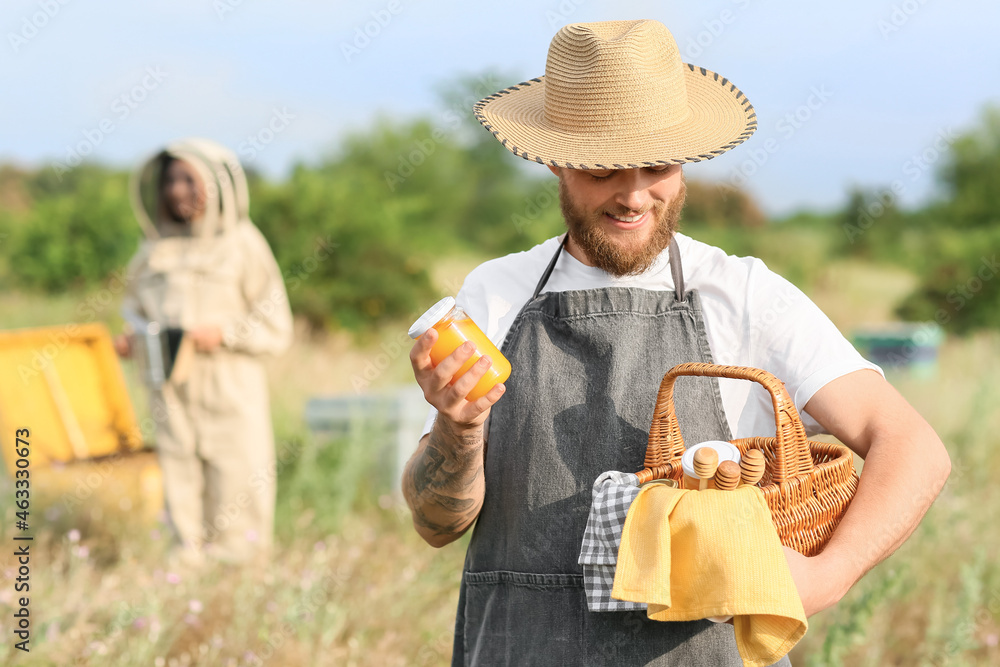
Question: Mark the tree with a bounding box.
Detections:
[8,167,138,292]
[895,106,1000,333]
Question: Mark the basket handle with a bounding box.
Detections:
[643,362,814,484]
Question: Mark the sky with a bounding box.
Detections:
[2,0,999,216]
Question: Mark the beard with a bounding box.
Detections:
[559,177,686,277]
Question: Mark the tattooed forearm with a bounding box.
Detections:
[403,418,486,546]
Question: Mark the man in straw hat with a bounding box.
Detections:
[405,20,950,665]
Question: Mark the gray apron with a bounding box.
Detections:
[452,236,792,666]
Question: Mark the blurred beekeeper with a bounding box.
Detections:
[115,138,293,564]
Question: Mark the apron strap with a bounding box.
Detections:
[532,234,685,303]
[532,233,568,300]
[668,237,685,303]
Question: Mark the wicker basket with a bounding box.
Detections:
[636,362,859,556]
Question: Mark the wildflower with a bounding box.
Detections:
[166,572,181,585]
[68,529,81,543]
[189,599,203,614]
[87,640,108,656]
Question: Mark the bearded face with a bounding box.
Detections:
[558,172,686,277]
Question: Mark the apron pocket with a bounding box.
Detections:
[462,570,584,667]
[583,611,745,666]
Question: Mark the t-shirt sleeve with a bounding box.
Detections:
[742,259,883,437]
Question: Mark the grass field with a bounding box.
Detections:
[1,258,998,666]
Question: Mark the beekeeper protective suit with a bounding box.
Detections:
[122,138,293,562]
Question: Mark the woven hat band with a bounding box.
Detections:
[543,21,691,135]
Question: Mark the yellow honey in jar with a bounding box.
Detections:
[409,297,511,401]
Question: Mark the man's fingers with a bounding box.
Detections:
[426,342,477,394]
[460,382,505,420]
[448,354,493,398]
[411,335,508,426]
[409,327,438,373]
[412,334,479,403]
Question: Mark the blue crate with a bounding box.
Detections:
[851,322,944,378]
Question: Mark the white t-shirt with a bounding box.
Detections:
[421,233,882,440]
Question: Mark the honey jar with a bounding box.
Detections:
[409,297,511,401]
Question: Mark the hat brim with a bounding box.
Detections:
[474,64,757,169]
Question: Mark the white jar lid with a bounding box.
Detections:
[681,440,741,479]
[408,296,456,339]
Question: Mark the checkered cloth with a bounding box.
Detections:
[578,470,647,612]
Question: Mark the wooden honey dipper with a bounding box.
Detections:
[740,449,766,487]
[693,447,719,491]
[714,460,741,491]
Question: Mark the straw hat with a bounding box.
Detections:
[474,20,757,169]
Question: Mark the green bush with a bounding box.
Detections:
[7,166,139,292]
[895,227,1000,332]
[892,107,1000,334]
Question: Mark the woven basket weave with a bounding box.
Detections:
[636,362,859,556]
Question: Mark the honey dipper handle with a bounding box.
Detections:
[644,363,813,484]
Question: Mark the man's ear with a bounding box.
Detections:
[546,165,561,178]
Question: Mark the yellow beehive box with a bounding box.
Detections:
[39,450,164,524]
[0,323,163,522]
[0,322,143,472]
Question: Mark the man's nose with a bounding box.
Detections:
[613,169,652,212]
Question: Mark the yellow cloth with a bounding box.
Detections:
[611,484,807,667]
